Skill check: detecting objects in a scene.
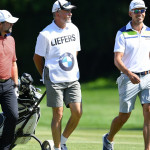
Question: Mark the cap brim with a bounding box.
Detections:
[5,17,19,23]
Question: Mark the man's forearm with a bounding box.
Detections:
[11,61,18,85]
[33,54,44,77]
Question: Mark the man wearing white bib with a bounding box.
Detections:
[33,0,82,150]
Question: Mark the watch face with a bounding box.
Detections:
[59,52,74,71]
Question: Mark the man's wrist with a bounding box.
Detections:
[14,84,19,88]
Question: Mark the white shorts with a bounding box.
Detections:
[117,73,150,113]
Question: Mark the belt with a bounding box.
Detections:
[133,70,150,76]
[0,78,10,83]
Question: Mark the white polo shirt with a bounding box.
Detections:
[35,21,81,83]
[114,21,150,72]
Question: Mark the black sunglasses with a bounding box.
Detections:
[131,9,146,14]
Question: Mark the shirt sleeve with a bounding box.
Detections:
[114,31,125,53]
[35,32,48,57]
[12,37,17,62]
[76,28,81,51]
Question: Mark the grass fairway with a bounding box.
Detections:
[1,78,145,149]
[13,128,144,150]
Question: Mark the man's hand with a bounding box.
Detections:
[128,72,140,84]
[14,87,19,98]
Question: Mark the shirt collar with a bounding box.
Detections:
[126,21,147,31]
[52,20,69,30]
[0,33,11,38]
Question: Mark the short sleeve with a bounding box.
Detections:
[114,31,125,53]
[11,37,17,62]
[35,33,48,57]
[76,28,81,51]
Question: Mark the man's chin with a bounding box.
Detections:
[5,29,12,33]
[67,20,72,23]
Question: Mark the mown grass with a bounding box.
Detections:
[33,78,143,130]
[0,78,144,149]
[13,128,144,150]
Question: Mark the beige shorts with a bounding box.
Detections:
[44,67,82,108]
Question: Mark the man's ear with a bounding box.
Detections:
[56,11,60,17]
[129,11,132,17]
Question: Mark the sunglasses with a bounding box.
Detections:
[131,9,146,14]
[58,1,71,10]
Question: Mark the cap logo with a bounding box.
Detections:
[0,10,18,23]
[52,0,76,12]
[133,2,142,6]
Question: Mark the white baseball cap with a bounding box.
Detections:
[129,0,147,11]
[52,0,76,13]
[0,10,19,23]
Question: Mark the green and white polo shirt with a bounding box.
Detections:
[114,21,150,72]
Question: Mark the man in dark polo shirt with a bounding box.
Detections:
[0,10,19,150]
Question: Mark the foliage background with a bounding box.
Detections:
[1,0,150,83]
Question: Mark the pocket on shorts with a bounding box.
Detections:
[144,74,150,89]
[116,74,124,87]
[44,67,50,81]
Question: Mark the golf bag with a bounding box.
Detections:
[0,73,53,150]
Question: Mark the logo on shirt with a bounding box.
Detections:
[59,53,74,71]
[51,34,76,46]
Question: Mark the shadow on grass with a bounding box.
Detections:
[121,128,143,131]
[78,127,143,130]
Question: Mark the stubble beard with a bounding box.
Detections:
[5,27,12,33]
[67,19,72,23]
